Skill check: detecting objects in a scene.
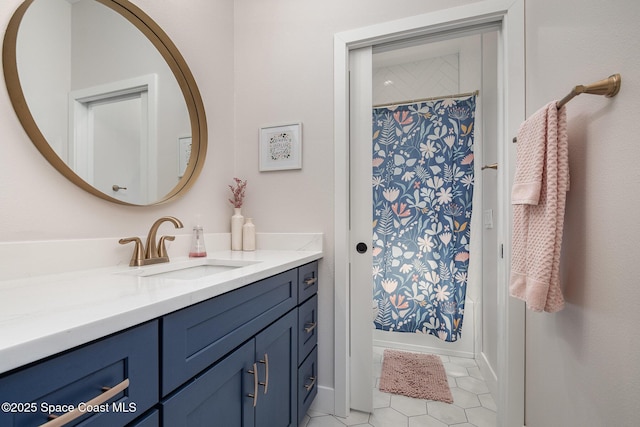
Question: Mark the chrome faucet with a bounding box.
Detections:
[119,216,184,266]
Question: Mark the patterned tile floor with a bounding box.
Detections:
[301,346,496,427]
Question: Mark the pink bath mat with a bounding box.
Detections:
[379,349,453,403]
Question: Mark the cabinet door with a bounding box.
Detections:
[162,340,256,427]
[255,310,297,427]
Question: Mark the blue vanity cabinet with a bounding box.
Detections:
[161,310,298,427]
[0,321,158,427]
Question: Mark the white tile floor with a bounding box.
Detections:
[301,346,496,427]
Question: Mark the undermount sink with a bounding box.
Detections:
[122,259,260,280]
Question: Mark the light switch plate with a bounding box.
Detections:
[484,209,494,229]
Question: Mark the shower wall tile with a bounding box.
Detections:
[373,54,459,105]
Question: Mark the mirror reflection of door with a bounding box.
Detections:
[91,93,145,203]
[70,75,157,204]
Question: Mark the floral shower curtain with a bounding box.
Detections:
[372,95,477,342]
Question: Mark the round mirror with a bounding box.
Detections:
[3,0,207,206]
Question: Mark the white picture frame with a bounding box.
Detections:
[178,136,192,178]
[259,123,302,171]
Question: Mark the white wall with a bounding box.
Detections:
[0,0,235,243]
[524,1,640,426]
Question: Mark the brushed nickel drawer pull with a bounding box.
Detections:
[247,363,258,407]
[303,376,316,391]
[304,322,317,333]
[303,277,317,286]
[259,353,269,394]
[41,378,129,427]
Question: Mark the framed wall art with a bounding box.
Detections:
[259,123,302,171]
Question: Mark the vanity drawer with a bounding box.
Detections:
[297,346,318,425]
[298,294,318,364]
[298,261,318,303]
[0,321,158,427]
[161,268,298,396]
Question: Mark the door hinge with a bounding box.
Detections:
[500,244,504,258]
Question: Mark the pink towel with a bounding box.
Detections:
[509,101,569,313]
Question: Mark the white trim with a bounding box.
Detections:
[496,1,526,425]
[309,385,335,416]
[333,1,525,424]
[333,31,351,419]
[477,347,499,400]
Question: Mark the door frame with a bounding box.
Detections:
[333,1,525,425]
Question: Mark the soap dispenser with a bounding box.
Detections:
[189,225,207,257]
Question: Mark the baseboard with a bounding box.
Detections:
[476,351,498,399]
[309,385,334,415]
[372,337,475,359]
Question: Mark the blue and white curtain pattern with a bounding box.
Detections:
[372,95,477,342]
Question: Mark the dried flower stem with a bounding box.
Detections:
[228,178,247,208]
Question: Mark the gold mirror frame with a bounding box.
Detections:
[2,0,207,206]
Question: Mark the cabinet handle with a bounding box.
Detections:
[259,353,269,394]
[303,277,317,286]
[247,363,258,407]
[303,376,316,391]
[41,378,129,427]
[304,322,317,333]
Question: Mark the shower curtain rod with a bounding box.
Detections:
[373,89,479,109]
[512,74,621,143]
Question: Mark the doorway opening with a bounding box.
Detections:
[371,28,499,375]
[333,2,525,426]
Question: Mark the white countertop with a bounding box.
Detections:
[0,249,322,374]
